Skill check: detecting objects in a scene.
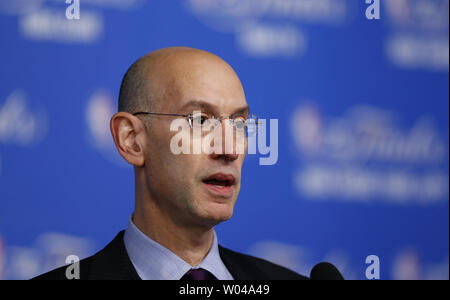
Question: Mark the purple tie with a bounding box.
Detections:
[180,268,217,280]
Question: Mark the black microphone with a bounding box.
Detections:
[310,262,344,280]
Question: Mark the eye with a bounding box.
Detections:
[190,113,209,127]
[232,117,246,129]
[244,115,259,135]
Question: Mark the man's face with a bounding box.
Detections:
[142,53,248,228]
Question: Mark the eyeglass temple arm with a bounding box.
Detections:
[132,112,187,117]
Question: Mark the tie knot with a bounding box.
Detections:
[181,268,217,280]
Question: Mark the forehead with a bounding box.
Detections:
[155,54,247,114]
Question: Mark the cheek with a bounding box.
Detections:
[169,154,202,188]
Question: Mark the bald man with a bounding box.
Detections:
[34,47,307,280]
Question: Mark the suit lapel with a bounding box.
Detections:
[219,245,259,280]
[89,231,141,280]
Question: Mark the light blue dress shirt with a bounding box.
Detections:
[123,216,234,280]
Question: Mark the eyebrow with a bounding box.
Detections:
[179,99,250,116]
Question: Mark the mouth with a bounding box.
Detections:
[202,173,236,198]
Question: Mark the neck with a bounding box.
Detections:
[133,175,214,266]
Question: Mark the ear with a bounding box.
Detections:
[110,112,146,167]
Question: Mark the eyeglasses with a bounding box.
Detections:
[132,111,259,135]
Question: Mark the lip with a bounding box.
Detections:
[203,173,236,185]
[202,173,236,198]
[203,183,234,198]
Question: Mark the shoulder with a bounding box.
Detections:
[31,255,95,280]
[218,246,309,280]
[32,231,140,280]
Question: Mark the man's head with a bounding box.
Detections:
[111,47,248,229]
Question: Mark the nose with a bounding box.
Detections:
[209,152,239,162]
[209,118,240,162]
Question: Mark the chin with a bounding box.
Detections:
[199,202,234,226]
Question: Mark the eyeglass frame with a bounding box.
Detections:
[132,111,260,132]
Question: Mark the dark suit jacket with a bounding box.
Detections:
[33,231,308,280]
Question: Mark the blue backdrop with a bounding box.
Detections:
[0,0,448,280]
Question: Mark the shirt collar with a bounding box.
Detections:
[123,216,233,280]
